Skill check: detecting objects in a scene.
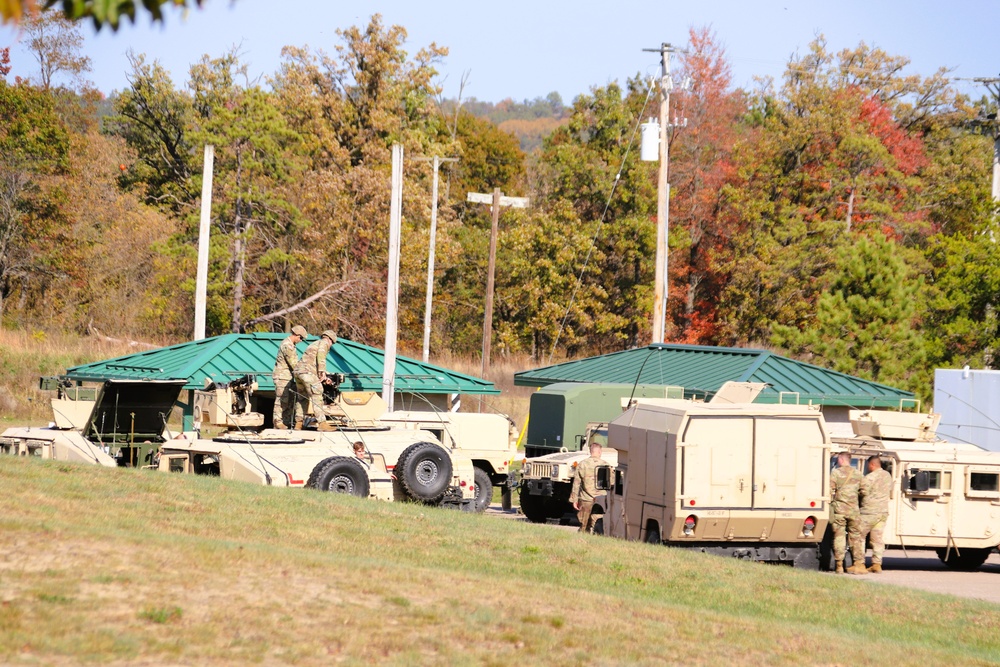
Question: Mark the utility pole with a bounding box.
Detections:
[466,189,529,380]
[970,76,1000,201]
[383,144,404,412]
[413,156,459,363]
[642,43,679,344]
[194,144,214,341]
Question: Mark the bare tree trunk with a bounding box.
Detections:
[231,151,245,333]
[846,186,855,233]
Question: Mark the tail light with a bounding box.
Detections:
[802,516,816,537]
[683,515,697,536]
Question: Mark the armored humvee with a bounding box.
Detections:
[596,390,831,568]
[519,422,615,523]
[0,377,187,468]
[828,409,1000,570]
[191,378,477,508]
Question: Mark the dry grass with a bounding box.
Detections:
[2,456,1000,666]
[0,329,145,425]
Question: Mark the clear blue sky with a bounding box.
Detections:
[3,0,998,102]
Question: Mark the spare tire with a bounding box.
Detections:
[397,441,453,503]
[309,456,370,498]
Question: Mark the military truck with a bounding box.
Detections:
[827,409,1000,571]
[0,377,187,468]
[595,390,831,568]
[519,422,615,523]
[523,382,681,458]
[379,410,518,512]
[192,378,477,508]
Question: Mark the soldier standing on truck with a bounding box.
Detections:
[857,455,892,574]
[294,330,337,432]
[272,325,308,430]
[570,441,604,534]
[830,452,864,575]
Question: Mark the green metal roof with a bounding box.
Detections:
[65,334,499,395]
[514,343,915,408]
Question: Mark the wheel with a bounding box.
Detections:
[645,522,661,545]
[309,457,370,498]
[936,547,991,571]
[472,467,492,513]
[396,441,453,503]
[593,517,605,536]
[819,525,854,571]
[519,489,549,523]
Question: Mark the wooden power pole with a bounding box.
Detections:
[466,188,528,378]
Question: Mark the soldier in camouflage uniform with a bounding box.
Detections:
[858,455,893,573]
[830,452,864,574]
[271,325,307,429]
[570,441,605,534]
[293,330,337,432]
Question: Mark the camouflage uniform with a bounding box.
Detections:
[570,453,604,533]
[293,336,333,426]
[830,463,863,564]
[859,467,893,566]
[272,335,302,427]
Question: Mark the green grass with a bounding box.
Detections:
[1,456,999,666]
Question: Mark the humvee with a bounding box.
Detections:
[191,377,477,508]
[596,388,831,568]
[518,422,615,523]
[828,409,1000,570]
[0,377,187,468]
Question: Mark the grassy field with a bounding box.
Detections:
[2,456,999,666]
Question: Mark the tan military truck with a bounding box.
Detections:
[595,393,831,568]
[519,422,615,523]
[192,379,477,508]
[827,409,1000,571]
[0,377,187,468]
[379,410,518,512]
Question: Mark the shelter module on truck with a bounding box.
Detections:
[829,409,1000,571]
[596,388,831,568]
[0,377,187,468]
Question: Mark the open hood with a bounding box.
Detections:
[82,379,186,443]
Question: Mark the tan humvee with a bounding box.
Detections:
[0,378,187,468]
[518,423,616,523]
[596,388,830,568]
[193,382,477,508]
[380,410,518,512]
[829,409,1000,570]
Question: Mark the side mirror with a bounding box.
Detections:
[907,469,930,493]
[575,434,586,448]
[596,465,611,491]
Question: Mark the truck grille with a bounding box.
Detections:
[524,462,557,478]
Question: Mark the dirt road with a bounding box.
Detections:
[488,505,1000,605]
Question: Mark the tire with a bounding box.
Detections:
[519,489,549,523]
[472,467,492,513]
[310,457,370,498]
[396,441,453,503]
[819,525,853,571]
[593,517,605,536]
[645,522,661,545]
[936,547,992,571]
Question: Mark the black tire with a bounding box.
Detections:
[645,522,661,545]
[519,490,549,523]
[472,467,492,513]
[396,441,453,503]
[593,517,605,536]
[310,457,370,498]
[819,525,854,571]
[936,547,992,571]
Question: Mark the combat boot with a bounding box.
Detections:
[293,420,303,430]
[835,561,844,574]
[274,420,287,430]
[867,563,882,574]
[317,422,336,432]
[847,562,868,575]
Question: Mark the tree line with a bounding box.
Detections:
[1,14,997,400]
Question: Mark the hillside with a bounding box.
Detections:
[1,457,998,665]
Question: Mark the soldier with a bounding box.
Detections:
[271,325,307,430]
[830,452,864,575]
[857,455,893,573]
[293,330,337,432]
[570,440,605,534]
